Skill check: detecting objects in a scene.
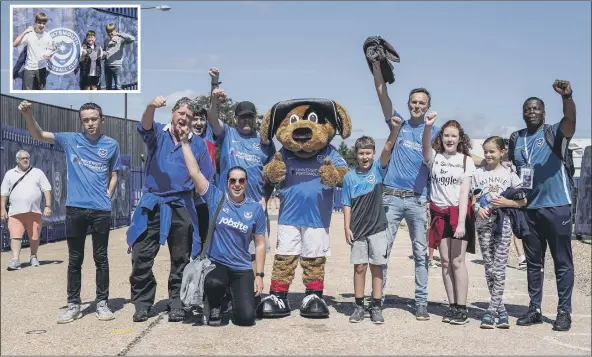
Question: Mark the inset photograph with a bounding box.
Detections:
[10,4,140,92]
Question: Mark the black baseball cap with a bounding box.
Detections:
[235,101,257,117]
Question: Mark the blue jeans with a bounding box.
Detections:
[105,65,122,90]
[381,193,428,306]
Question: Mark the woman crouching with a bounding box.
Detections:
[180,126,266,326]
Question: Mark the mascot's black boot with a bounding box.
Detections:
[257,291,291,318]
[300,289,330,318]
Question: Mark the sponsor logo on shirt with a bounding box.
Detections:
[292,168,319,177]
[230,149,262,164]
[71,154,108,172]
[218,216,248,234]
[400,139,422,152]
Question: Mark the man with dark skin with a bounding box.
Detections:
[508,80,576,332]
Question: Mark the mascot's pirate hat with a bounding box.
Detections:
[265,98,347,143]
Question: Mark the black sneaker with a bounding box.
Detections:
[133,308,150,323]
[480,311,495,329]
[208,307,222,326]
[449,308,469,325]
[168,308,186,322]
[552,310,571,331]
[370,306,385,324]
[415,305,430,321]
[516,305,543,326]
[442,305,456,323]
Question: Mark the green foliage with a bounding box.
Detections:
[337,141,358,167]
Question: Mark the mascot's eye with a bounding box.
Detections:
[307,113,319,123]
[289,114,299,124]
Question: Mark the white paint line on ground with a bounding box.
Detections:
[543,334,592,353]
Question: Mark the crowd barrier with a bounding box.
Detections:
[0,124,138,250]
[575,146,591,237]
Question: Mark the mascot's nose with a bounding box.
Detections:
[292,127,313,143]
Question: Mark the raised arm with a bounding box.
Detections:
[180,127,209,194]
[422,112,437,164]
[19,101,55,144]
[13,26,33,47]
[142,96,166,131]
[553,80,576,138]
[206,67,226,137]
[371,61,395,122]
[380,116,402,168]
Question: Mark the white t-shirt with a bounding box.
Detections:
[22,31,55,70]
[0,167,51,216]
[426,149,476,208]
[472,166,521,198]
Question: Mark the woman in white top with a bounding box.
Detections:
[422,114,476,325]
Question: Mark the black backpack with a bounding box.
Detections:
[508,124,575,189]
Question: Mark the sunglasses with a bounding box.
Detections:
[228,178,246,185]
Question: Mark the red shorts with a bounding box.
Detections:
[8,213,42,240]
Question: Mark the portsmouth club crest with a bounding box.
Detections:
[53,172,62,201]
[47,28,81,75]
[536,138,545,147]
[98,148,108,159]
[244,211,253,220]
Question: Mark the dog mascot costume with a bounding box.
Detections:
[256,98,352,318]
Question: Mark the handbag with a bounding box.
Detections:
[180,191,226,307]
[5,167,33,212]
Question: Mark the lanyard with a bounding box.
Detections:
[522,126,542,167]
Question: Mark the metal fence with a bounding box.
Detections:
[0,124,144,250]
[0,94,146,167]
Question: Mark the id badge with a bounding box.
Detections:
[520,167,534,189]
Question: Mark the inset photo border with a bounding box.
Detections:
[10,4,141,94]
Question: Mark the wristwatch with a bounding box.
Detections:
[255,272,264,278]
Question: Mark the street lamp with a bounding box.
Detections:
[125,4,172,120]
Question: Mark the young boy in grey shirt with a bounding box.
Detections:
[103,23,135,90]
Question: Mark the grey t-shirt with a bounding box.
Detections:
[104,33,135,67]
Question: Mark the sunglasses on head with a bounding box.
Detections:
[228,177,246,185]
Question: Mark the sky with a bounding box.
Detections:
[2,0,591,146]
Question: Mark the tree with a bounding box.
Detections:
[337,141,358,167]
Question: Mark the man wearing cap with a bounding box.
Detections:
[206,68,276,284]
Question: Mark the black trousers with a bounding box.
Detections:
[204,263,256,326]
[65,206,112,304]
[196,203,209,246]
[523,205,574,313]
[129,205,193,311]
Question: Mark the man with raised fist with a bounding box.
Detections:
[126,95,214,323]
[19,100,121,324]
[507,80,577,332]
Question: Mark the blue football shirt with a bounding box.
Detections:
[54,132,121,211]
[278,145,349,228]
[203,183,266,271]
[216,125,276,202]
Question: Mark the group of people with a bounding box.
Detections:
[4,61,577,332]
[12,11,135,90]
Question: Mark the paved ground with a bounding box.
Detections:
[1,212,591,356]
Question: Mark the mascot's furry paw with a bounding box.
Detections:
[319,158,341,187]
[264,152,287,184]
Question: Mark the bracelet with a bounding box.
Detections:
[562,93,572,100]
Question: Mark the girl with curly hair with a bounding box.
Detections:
[422,115,476,325]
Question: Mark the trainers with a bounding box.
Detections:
[449,308,469,325]
[168,308,186,322]
[480,311,495,329]
[208,307,222,326]
[133,308,150,322]
[552,310,571,331]
[96,300,115,321]
[7,259,21,271]
[428,259,439,268]
[349,305,365,323]
[442,305,456,323]
[415,305,430,321]
[30,256,40,267]
[497,311,510,329]
[370,306,385,324]
[57,303,82,324]
[517,305,543,326]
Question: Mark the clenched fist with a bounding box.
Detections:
[553,80,572,97]
[24,26,34,34]
[18,100,32,115]
[264,152,287,184]
[424,111,437,126]
[149,96,166,109]
[390,115,402,127]
[209,67,220,81]
[211,88,227,103]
